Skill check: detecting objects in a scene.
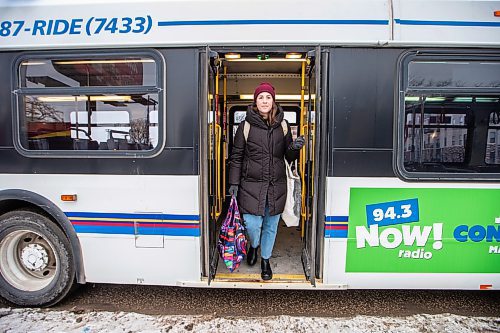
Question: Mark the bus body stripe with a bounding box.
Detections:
[324,216,349,238]
[66,212,199,220]
[69,213,350,238]
[394,19,500,27]
[67,212,200,237]
[157,19,500,28]
[325,215,349,222]
[71,225,200,237]
[158,19,389,27]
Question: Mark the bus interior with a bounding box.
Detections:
[206,48,319,283]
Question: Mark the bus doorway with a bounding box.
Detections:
[203,48,322,284]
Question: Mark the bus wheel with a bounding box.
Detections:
[0,210,75,307]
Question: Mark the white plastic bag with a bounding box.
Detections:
[281,159,301,227]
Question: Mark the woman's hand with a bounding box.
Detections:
[290,136,305,150]
[228,185,239,197]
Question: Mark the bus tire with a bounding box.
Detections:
[0,210,75,307]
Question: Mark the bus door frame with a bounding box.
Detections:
[200,47,221,284]
[302,46,328,285]
[315,47,329,280]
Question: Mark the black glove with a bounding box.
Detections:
[290,136,305,150]
[228,185,239,197]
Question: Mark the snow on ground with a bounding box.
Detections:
[0,307,498,333]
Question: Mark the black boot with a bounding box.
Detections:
[247,246,259,266]
[261,258,273,281]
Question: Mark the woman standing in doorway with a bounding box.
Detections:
[228,82,305,281]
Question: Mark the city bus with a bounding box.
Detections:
[0,0,499,306]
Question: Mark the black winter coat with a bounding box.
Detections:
[229,106,300,216]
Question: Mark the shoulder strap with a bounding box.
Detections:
[244,119,287,142]
[281,120,288,136]
[243,121,250,142]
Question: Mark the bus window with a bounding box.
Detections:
[407,61,500,89]
[397,56,500,180]
[404,98,468,165]
[20,57,157,88]
[402,95,500,175]
[14,52,162,155]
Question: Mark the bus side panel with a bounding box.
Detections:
[322,48,500,289]
[324,177,500,289]
[0,48,203,286]
[0,0,391,49]
[0,174,201,285]
[0,49,199,175]
[322,47,399,286]
[393,0,500,44]
[79,235,201,285]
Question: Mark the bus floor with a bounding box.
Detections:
[215,220,306,282]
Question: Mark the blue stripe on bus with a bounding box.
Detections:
[65,212,199,221]
[66,212,200,237]
[324,228,348,238]
[324,215,349,238]
[158,19,389,27]
[325,215,349,222]
[72,225,200,237]
[394,18,500,27]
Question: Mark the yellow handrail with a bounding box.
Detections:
[215,124,222,218]
[208,122,214,218]
[214,67,223,219]
[222,66,227,199]
[299,61,307,238]
[310,96,316,197]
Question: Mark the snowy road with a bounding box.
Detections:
[1,286,499,332]
[0,307,499,333]
[43,285,500,318]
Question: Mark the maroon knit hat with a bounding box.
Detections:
[253,82,276,102]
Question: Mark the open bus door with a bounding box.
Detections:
[201,47,222,284]
[301,47,327,285]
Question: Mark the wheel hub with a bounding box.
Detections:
[20,244,49,271]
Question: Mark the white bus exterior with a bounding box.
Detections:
[0,0,499,306]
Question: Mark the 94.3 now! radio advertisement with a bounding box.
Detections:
[346,188,500,273]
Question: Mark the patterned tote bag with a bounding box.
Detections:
[217,196,247,272]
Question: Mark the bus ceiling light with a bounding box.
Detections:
[286,52,302,59]
[424,97,446,102]
[90,95,133,102]
[224,52,241,59]
[225,58,306,62]
[61,194,77,202]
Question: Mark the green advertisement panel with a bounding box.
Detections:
[345,188,500,273]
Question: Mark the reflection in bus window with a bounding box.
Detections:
[15,53,162,153]
[403,95,500,174]
[486,111,500,165]
[404,106,467,164]
[399,57,500,178]
[20,94,158,151]
[20,57,157,88]
[407,61,500,89]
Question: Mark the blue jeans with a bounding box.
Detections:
[243,205,280,260]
